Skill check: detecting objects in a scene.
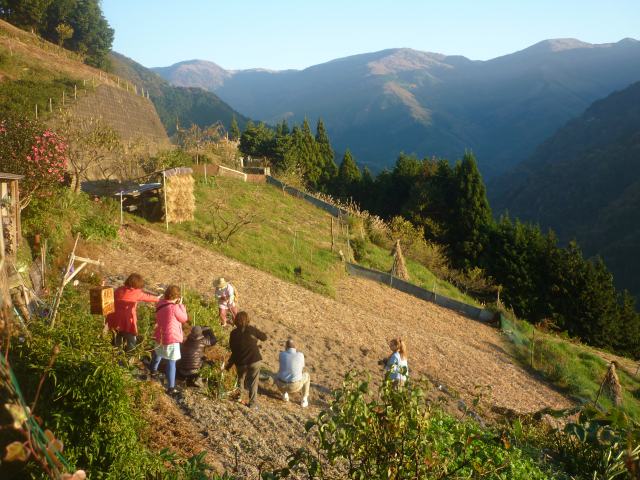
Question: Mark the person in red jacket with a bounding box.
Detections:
[149,285,189,394]
[105,273,159,352]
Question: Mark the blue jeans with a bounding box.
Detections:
[150,352,177,389]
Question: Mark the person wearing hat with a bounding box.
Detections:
[275,338,311,408]
[177,326,217,382]
[213,277,238,327]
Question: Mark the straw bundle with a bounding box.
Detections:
[602,362,623,407]
[164,170,195,223]
[390,239,410,281]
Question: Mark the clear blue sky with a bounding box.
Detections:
[103,0,639,70]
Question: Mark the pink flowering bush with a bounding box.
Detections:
[0,116,68,208]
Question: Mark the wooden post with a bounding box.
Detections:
[346,223,351,261]
[49,98,52,112]
[62,90,65,106]
[530,327,536,368]
[83,78,86,87]
[162,171,169,231]
[74,84,77,100]
[126,83,129,92]
[119,191,124,225]
[330,217,335,252]
[35,104,38,119]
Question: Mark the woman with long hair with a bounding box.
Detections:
[224,311,267,409]
[149,285,188,395]
[385,338,409,385]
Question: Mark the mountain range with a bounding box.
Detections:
[152,38,640,178]
[490,80,640,299]
[110,52,249,137]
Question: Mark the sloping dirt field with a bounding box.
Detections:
[97,223,572,476]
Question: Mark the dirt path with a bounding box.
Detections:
[97,223,572,475]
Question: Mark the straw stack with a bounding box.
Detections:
[602,362,623,407]
[163,167,196,223]
[390,239,410,281]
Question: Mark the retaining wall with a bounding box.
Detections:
[345,263,495,323]
[266,176,349,217]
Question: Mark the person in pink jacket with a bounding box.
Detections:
[149,285,188,394]
[105,273,159,352]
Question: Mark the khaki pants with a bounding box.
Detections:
[275,372,310,399]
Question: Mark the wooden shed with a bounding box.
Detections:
[0,172,23,256]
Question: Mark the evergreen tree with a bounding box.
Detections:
[315,118,338,190]
[449,151,492,268]
[336,149,361,199]
[229,115,240,141]
[295,118,323,188]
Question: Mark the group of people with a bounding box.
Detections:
[105,273,409,407]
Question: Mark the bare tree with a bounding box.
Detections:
[57,112,120,192]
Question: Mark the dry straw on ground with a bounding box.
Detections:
[164,168,196,223]
[391,239,410,280]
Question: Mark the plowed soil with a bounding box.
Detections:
[97,223,572,476]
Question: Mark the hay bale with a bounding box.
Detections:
[164,170,195,223]
[390,239,409,281]
[602,362,623,407]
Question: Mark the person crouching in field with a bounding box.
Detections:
[150,285,188,395]
[214,277,238,327]
[106,273,159,352]
[385,338,409,386]
[224,311,267,409]
[276,338,311,408]
[176,326,217,385]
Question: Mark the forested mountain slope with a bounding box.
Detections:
[111,52,249,136]
[490,81,640,298]
[154,38,640,178]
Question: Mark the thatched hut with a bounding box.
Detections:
[162,167,195,223]
[0,173,23,257]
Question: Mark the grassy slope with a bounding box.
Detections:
[503,315,640,419]
[148,177,347,297]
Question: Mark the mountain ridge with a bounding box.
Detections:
[151,38,640,177]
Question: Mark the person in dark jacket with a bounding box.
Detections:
[177,326,217,382]
[224,311,267,409]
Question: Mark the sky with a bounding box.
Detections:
[103,0,640,70]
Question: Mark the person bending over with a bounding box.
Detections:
[106,273,159,352]
[224,311,266,409]
[275,338,310,408]
[214,277,239,327]
[177,326,217,383]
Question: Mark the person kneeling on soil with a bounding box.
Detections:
[213,277,238,327]
[106,273,160,352]
[275,338,310,408]
[176,326,217,384]
[224,311,267,409]
[149,285,188,395]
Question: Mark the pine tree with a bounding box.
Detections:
[336,149,361,199]
[315,118,338,190]
[229,115,240,141]
[449,151,492,268]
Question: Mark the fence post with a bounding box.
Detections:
[62,90,65,106]
[48,98,52,112]
[35,104,38,119]
[330,217,335,252]
[74,84,77,100]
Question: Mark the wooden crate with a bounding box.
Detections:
[89,287,115,316]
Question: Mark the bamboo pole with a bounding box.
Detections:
[35,104,38,119]
[49,98,52,112]
[119,191,124,225]
[74,84,77,100]
[162,171,169,231]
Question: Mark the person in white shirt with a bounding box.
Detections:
[275,338,311,408]
[213,277,239,327]
[385,338,409,385]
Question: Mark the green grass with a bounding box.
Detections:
[502,314,640,420]
[356,239,481,306]
[153,177,348,297]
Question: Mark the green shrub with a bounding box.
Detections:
[267,374,554,479]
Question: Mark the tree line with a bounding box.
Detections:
[0,0,114,68]
[239,120,640,358]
